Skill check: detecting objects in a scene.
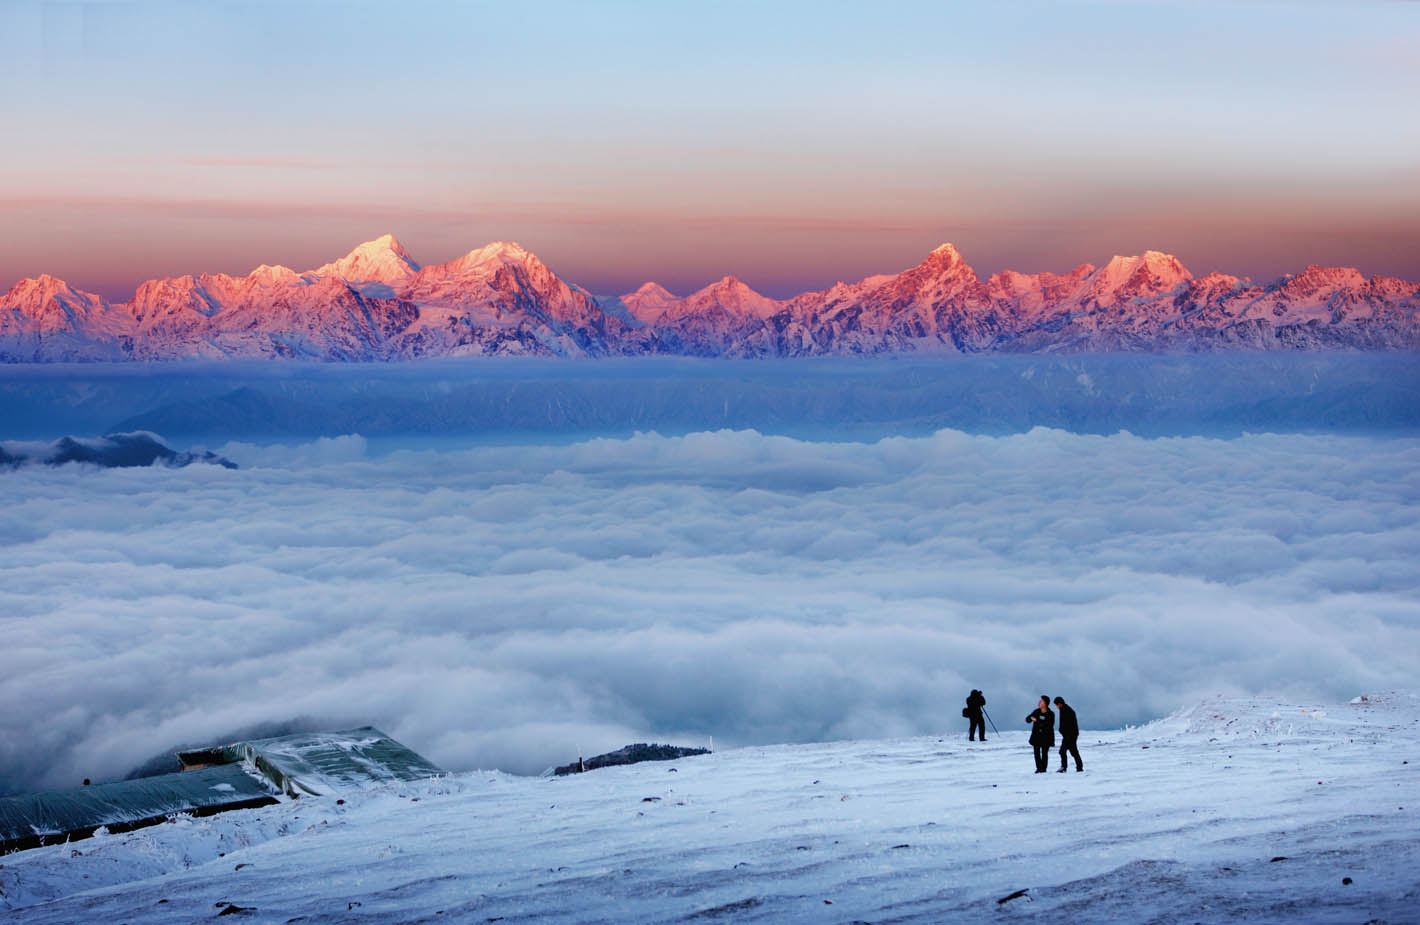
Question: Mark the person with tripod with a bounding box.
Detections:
[964,689,989,741]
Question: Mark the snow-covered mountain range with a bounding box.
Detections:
[4,235,1417,360]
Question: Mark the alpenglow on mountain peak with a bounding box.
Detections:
[1099,250,1190,277]
[2,236,1415,361]
[317,233,420,283]
[632,281,677,299]
[452,240,536,270]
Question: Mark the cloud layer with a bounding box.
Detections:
[2,427,1417,794]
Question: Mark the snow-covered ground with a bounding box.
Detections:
[4,692,1416,923]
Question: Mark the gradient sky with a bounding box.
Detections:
[2,0,1417,300]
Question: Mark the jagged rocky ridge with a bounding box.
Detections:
[554,743,712,777]
[3,236,1416,360]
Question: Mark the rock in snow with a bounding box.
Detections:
[2,236,1417,360]
[2,692,1416,922]
[554,743,712,776]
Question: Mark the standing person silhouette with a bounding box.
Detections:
[1025,695,1055,773]
[1054,696,1082,772]
[965,689,987,741]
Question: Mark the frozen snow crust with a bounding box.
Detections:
[4,693,1416,922]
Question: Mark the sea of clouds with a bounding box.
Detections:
[2,425,1417,794]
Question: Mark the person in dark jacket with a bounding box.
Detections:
[1054,696,1082,772]
[965,689,987,741]
[1025,695,1055,773]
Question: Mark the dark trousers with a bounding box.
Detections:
[968,716,985,740]
[1059,736,1082,771]
[1032,743,1050,772]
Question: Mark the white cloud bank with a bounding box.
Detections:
[2,427,1417,793]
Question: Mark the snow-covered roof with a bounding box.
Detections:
[0,727,440,857]
[0,764,277,857]
[177,726,443,798]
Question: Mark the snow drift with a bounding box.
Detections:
[2,692,1415,922]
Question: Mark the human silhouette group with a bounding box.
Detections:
[963,690,1083,773]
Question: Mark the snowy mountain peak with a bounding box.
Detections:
[988,269,1042,298]
[316,234,420,284]
[631,281,677,301]
[699,276,778,312]
[5,274,50,298]
[923,243,971,272]
[613,282,681,325]
[1144,250,1190,278]
[1087,251,1192,303]
[912,244,983,289]
[3,274,104,309]
[247,264,299,285]
[0,273,120,346]
[1113,251,1190,278]
[1286,264,1366,291]
[12,273,66,294]
[883,243,985,311]
[690,275,760,301]
[370,232,406,252]
[455,241,536,270]
[1188,271,1244,296]
[664,274,782,322]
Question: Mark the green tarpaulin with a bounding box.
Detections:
[0,764,277,856]
[2,726,441,856]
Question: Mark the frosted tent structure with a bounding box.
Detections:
[177,727,444,797]
[0,766,279,856]
[0,727,440,856]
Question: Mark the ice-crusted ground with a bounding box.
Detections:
[3,693,1416,923]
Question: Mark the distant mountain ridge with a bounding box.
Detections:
[0,432,237,469]
[3,236,1417,360]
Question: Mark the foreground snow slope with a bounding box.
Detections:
[3,693,1416,923]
